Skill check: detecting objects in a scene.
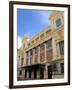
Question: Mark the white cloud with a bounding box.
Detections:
[17,36,22,49]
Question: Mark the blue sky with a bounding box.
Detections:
[17,9,51,48]
[17,9,51,38]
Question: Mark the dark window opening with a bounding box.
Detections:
[35,47,38,54]
[30,50,33,55]
[29,70,31,78]
[52,63,58,72]
[26,51,28,57]
[48,65,52,79]
[56,18,62,27]
[40,68,44,79]
[59,41,64,55]
[25,70,27,78]
[34,69,37,79]
[19,70,22,75]
[60,63,64,73]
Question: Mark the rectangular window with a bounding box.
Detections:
[59,41,64,55]
[35,55,38,63]
[40,53,45,62]
[56,18,62,28]
[21,58,24,66]
[19,70,22,75]
[52,63,58,72]
[47,49,53,61]
[60,63,64,73]
[46,39,52,49]
[30,50,33,55]
[35,47,38,54]
[40,43,45,52]
[30,56,33,64]
[25,70,27,78]
[26,52,29,65]
[26,58,28,65]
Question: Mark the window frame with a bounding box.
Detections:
[56,18,62,28]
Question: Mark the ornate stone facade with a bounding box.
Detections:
[17,11,64,80]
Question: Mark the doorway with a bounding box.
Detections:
[48,65,52,79]
[40,68,44,79]
[25,70,27,78]
[34,69,37,79]
[29,70,31,78]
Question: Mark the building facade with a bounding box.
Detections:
[17,11,64,80]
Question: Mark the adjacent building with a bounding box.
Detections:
[17,11,64,80]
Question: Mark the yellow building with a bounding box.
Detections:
[17,11,64,80]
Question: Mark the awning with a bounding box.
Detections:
[21,64,45,70]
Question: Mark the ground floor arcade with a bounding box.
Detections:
[17,60,64,80]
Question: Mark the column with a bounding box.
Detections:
[44,65,48,79]
[57,44,60,57]
[38,46,40,63]
[17,57,19,68]
[24,70,27,79]
[28,51,30,65]
[27,70,29,79]
[44,43,47,63]
[23,53,26,65]
[37,70,40,79]
[22,69,25,79]
[52,38,57,60]
[57,63,61,74]
[19,56,22,67]
[31,71,34,79]
[33,49,35,64]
